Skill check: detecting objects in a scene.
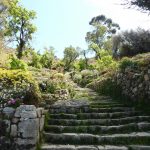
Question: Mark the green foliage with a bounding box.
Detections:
[86,14,120,58]
[113,28,150,58]
[74,59,87,71]
[40,47,55,69]
[8,55,28,70]
[4,0,37,58]
[125,0,150,12]
[96,50,118,71]
[0,68,41,107]
[63,46,80,71]
[119,57,138,71]
[29,51,42,69]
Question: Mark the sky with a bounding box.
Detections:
[21,0,150,58]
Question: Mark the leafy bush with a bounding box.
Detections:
[29,51,42,69]
[113,28,150,57]
[119,57,138,71]
[0,68,41,107]
[8,55,28,70]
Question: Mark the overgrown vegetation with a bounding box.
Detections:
[0,0,150,108]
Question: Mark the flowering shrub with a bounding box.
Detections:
[7,98,23,108]
[0,68,41,108]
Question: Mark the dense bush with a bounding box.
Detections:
[119,57,138,71]
[87,71,122,99]
[0,68,41,107]
[113,28,150,57]
[40,72,75,98]
[96,55,118,71]
[8,55,28,70]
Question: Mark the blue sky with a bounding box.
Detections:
[21,0,150,58]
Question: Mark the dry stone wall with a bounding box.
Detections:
[115,65,150,103]
[0,105,45,150]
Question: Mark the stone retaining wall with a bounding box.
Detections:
[0,105,45,150]
[115,65,150,103]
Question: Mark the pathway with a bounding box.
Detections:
[41,86,150,150]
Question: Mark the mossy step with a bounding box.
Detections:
[48,116,150,126]
[41,145,150,150]
[45,122,150,134]
[49,111,141,119]
[41,145,128,150]
[44,132,150,145]
[90,104,126,108]
[49,107,135,114]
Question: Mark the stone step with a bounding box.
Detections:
[45,122,150,134]
[90,104,126,108]
[44,132,150,145]
[49,111,141,120]
[41,145,150,150]
[47,116,150,126]
[49,107,135,114]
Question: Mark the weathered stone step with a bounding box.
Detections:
[49,111,141,119]
[48,116,150,126]
[41,145,150,150]
[49,107,134,114]
[90,104,126,108]
[45,122,150,134]
[44,132,150,145]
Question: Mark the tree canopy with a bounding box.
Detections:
[63,46,80,71]
[85,15,120,59]
[124,0,150,12]
[4,0,36,59]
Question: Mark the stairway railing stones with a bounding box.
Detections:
[0,105,45,150]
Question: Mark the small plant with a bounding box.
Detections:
[119,57,138,71]
[7,98,23,108]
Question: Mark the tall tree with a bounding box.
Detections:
[4,0,36,59]
[124,0,150,12]
[85,15,120,59]
[63,46,80,71]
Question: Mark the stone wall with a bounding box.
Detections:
[115,65,150,103]
[0,105,45,150]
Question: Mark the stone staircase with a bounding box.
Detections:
[41,96,150,150]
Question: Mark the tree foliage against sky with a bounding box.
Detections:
[4,0,36,59]
[63,46,80,71]
[85,15,120,59]
[124,0,150,12]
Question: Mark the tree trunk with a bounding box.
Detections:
[17,40,25,59]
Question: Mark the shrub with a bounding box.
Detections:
[8,55,28,70]
[29,51,42,69]
[0,68,41,107]
[119,57,138,71]
[113,28,150,57]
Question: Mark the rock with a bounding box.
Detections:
[15,138,36,146]
[39,116,45,132]
[18,118,39,138]
[3,107,15,118]
[4,120,10,133]
[10,124,17,137]
[36,108,43,118]
[12,117,19,124]
[15,105,36,118]
[144,74,149,81]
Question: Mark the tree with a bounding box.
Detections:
[4,0,36,59]
[112,28,150,57]
[0,0,8,36]
[63,46,80,71]
[40,47,55,69]
[85,15,120,59]
[124,0,150,12]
